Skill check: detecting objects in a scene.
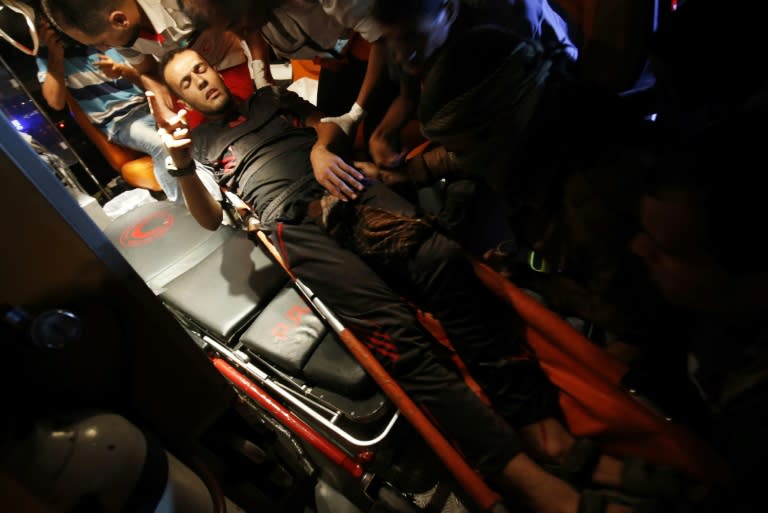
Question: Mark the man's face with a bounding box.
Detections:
[382,5,453,75]
[163,49,232,116]
[629,192,732,311]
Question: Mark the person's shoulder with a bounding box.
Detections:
[248,86,282,105]
[253,85,307,104]
[248,86,296,114]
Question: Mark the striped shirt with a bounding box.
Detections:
[36,46,146,131]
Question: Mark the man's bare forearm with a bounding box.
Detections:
[41,54,67,110]
[178,172,224,231]
[354,39,387,109]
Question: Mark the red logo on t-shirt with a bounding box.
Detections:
[227,115,247,128]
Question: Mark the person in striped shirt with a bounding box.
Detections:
[36,15,215,200]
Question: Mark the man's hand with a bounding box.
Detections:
[320,103,366,136]
[158,114,193,169]
[354,161,409,186]
[368,129,407,169]
[94,55,123,80]
[310,145,365,201]
[146,91,193,168]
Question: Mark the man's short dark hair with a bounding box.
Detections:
[157,47,194,93]
[41,0,121,36]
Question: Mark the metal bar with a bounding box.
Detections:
[212,356,366,479]
[204,334,400,448]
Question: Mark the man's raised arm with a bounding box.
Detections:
[146,92,223,230]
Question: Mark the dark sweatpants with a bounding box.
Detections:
[269,181,558,477]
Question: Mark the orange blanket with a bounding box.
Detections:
[469,260,729,484]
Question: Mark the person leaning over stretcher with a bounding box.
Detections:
[149,47,688,513]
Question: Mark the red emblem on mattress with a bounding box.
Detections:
[119,211,175,247]
[271,304,312,340]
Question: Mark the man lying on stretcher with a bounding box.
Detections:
[149,47,688,513]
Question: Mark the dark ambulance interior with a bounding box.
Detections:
[1,2,749,513]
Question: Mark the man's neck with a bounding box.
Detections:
[206,97,245,122]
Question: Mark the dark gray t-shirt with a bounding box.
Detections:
[191,87,324,220]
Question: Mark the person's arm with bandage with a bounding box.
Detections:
[146,91,223,230]
[240,30,275,89]
[319,39,389,136]
[316,1,388,137]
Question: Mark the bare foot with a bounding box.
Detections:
[519,418,627,488]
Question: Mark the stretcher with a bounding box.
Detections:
[103,198,725,513]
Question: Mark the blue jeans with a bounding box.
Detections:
[106,107,183,202]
